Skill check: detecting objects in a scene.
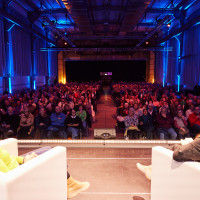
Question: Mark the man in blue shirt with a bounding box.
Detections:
[47,106,67,139]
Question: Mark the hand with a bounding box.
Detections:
[5,125,10,128]
[39,123,44,126]
[1,124,5,127]
[140,122,143,125]
[24,153,38,163]
[180,138,193,145]
[181,116,185,120]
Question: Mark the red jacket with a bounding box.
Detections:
[156,114,173,129]
[188,113,200,127]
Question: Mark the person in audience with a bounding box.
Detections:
[156,107,177,140]
[133,103,143,118]
[17,107,34,139]
[188,106,200,137]
[0,106,20,138]
[66,109,82,139]
[27,99,36,114]
[124,108,140,139]
[34,107,50,139]
[139,109,154,139]
[174,110,191,139]
[186,103,194,119]
[47,106,66,139]
[76,105,87,137]
[0,147,90,199]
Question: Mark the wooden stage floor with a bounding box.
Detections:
[19,147,152,200]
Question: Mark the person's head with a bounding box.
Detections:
[190,104,195,111]
[7,106,13,116]
[177,109,184,118]
[55,106,61,114]
[124,103,129,109]
[160,107,167,117]
[128,108,134,117]
[78,99,82,105]
[133,103,138,110]
[148,103,153,111]
[143,109,148,116]
[24,107,30,116]
[71,109,76,117]
[40,107,46,116]
[79,105,83,111]
[194,106,200,115]
[188,99,193,105]
[177,104,182,110]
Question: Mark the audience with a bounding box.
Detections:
[112,82,200,140]
[47,106,67,139]
[188,106,200,137]
[0,106,19,138]
[124,108,140,139]
[66,109,82,139]
[139,109,154,139]
[0,82,101,139]
[1,81,200,140]
[17,107,34,139]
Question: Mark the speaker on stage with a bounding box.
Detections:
[94,128,116,139]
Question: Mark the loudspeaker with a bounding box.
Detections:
[94,128,116,139]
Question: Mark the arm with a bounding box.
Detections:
[0,159,9,173]
[172,139,200,161]
[174,118,181,129]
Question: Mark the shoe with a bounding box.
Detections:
[67,176,90,199]
[136,163,151,180]
[133,196,146,200]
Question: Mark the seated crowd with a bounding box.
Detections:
[112,82,200,140]
[0,82,101,139]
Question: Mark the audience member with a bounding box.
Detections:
[66,109,82,139]
[47,106,66,139]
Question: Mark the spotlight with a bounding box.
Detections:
[42,23,45,28]
[145,41,149,45]
[167,23,171,27]
[64,42,67,45]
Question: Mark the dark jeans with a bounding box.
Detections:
[191,124,200,137]
[142,126,155,139]
[127,130,140,139]
[157,127,177,140]
[17,126,32,139]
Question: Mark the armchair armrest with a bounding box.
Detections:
[0,138,18,156]
[0,146,67,200]
[151,146,200,200]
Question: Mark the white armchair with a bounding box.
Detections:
[0,139,67,200]
[151,146,200,200]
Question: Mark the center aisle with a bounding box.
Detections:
[87,86,124,139]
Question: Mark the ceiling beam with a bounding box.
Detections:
[0,8,56,45]
[68,35,146,40]
[42,16,75,47]
[40,47,172,52]
[136,15,170,47]
[158,15,200,44]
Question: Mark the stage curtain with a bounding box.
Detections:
[181,24,200,89]
[34,38,48,76]
[11,26,31,76]
[155,51,164,84]
[166,37,179,85]
[49,51,58,76]
[0,17,5,77]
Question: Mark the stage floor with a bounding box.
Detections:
[19,147,152,200]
